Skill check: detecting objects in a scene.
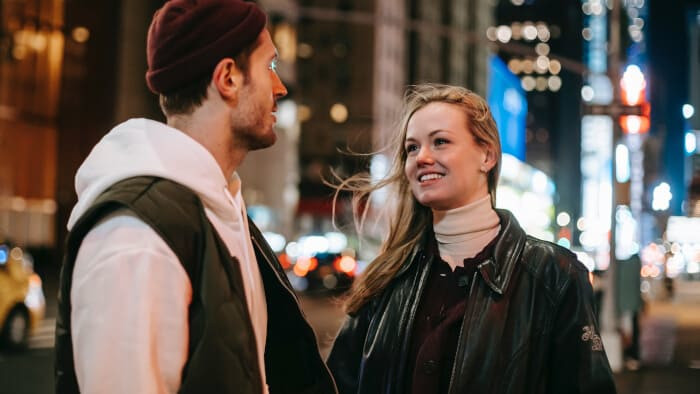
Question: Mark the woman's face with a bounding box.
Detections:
[404,102,494,211]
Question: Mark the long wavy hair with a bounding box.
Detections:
[336,83,502,314]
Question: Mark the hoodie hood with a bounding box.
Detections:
[68,118,235,230]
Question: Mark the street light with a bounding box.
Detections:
[682,104,695,119]
[615,143,630,183]
[686,132,697,154]
[619,64,650,134]
[652,183,673,212]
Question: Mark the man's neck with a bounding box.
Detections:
[167,109,247,181]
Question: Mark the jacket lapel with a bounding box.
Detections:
[478,209,527,296]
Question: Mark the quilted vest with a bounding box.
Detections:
[55,176,336,394]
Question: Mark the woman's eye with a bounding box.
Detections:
[269,59,278,72]
[405,144,418,153]
[435,138,448,146]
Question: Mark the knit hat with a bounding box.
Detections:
[146,0,266,95]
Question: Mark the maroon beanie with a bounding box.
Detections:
[146,0,266,95]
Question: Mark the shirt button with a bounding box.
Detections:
[422,360,438,375]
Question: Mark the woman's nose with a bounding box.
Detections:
[416,147,434,165]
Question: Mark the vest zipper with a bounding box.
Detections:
[447,270,479,394]
[249,234,339,392]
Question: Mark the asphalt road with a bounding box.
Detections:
[2,279,699,394]
[0,293,346,394]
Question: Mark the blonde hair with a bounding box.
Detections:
[337,83,502,314]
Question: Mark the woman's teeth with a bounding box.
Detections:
[420,173,443,182]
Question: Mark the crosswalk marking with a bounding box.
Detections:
[29,318,55,349]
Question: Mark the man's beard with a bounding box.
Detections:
[234,119,276,151]
[230,85,276,151]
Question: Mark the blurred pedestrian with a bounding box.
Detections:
[54,1,336,393]
[327,83,616,393]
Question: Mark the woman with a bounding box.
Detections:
[327,84,616,394]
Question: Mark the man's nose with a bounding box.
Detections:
[273,71,287,99]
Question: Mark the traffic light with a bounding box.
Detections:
[619,65,650,134]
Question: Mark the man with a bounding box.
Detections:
[54,1,337,393]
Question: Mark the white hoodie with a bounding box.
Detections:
[68,118,268,394]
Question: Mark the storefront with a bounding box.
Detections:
[0,0,64,248]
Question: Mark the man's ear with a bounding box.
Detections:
[211,58,243,100]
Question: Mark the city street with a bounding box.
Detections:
[2,274,700,393]
[1,0,699,393]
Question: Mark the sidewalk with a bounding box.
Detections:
[613,298,700,393]
[641,299,700,367]
[615,367,700,393]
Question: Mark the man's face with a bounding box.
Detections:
[230,29,288,150]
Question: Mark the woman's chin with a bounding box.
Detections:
[417,197,452,211]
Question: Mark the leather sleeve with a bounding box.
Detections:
[548,263,617,394]
[326,303,375,394]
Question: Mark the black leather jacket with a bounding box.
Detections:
[327,209,616,394]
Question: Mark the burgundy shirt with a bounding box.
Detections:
[406,237,497,394]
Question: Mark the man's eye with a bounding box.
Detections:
[269,59,278,72]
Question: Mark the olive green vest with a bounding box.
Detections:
[55,176,336,394]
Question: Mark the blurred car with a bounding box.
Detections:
[285,251,357,293]
[0,242,45,350]
[265,231,362,293]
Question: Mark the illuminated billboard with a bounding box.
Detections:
[488,55,527,161]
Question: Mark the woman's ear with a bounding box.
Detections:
[481,146,498,173]
[211,58,243,100]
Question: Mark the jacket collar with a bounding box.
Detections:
[395,227,434,278]
[477,209,527,295]
[401,208,526,296]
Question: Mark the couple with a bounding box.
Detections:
[54,1,616,393]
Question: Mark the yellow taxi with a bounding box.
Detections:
[0,242,45,350]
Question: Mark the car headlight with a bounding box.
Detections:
[25,273,45,310]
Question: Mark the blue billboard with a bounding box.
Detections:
[487,55,527,161]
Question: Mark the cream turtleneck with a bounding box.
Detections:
[432,194,500,271]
